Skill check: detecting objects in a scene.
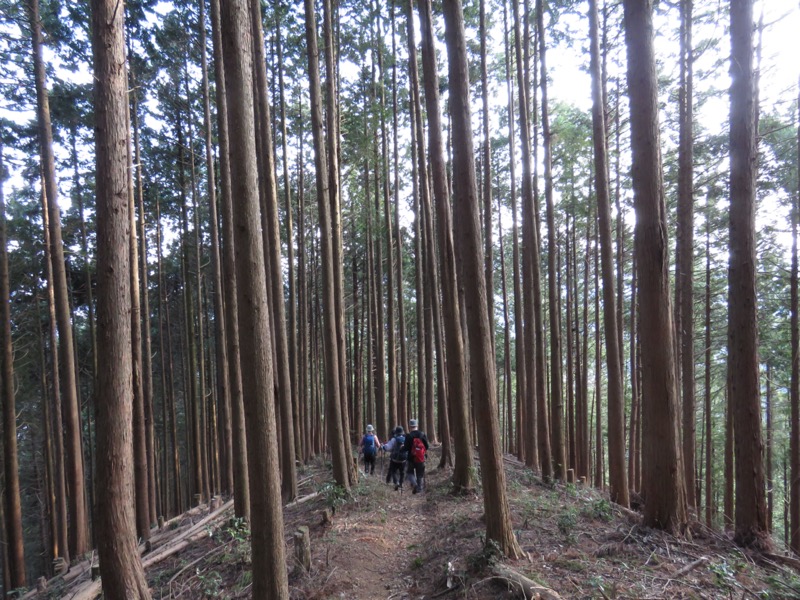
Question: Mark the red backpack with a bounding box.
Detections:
[411,437,426,464]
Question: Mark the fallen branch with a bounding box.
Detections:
[672,556,708,578]
[68,500,233,600]
[285,491,320,508]
[491,564,563,600]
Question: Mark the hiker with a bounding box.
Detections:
[358,424,381,475]
[382,426,407,490]
[403,419,429,494]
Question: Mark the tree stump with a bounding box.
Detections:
[36,577,47,592]
[294,526,311,573]
[210,496,221,511]
[566,469,576,484]
[321,508,332,525]
[158,516,165,529]
[91,565,101,581]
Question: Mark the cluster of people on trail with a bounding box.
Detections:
[358,419,430,494]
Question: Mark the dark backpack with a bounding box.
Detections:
[411,436,426,464]
[363,434,377,458]
[390,435,407,463]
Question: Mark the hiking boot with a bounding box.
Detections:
[412,486,419,494]
[395,484,401,491]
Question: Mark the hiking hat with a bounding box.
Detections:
[394,426,404,435]
[409,419,418,429]
[366,424,374,432]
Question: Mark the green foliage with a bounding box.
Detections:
[196,569,223,598]
[319,482,350,510]
[556,509,579,544]
[585,498,612,522]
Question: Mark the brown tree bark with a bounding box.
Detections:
[249,0,298,503]
[503,0,525,462]
[29,0,88,556]
[0,144,26,589]
[535,0,565,481]
[219,0,290,594]
[480,0,494,352]
[303,0,350,489]
[127,76,151,540]
[792,78,800,552]
[728,0,769,550]
[443,0,523,559]
[209,0,249,519]
[623,0,687,533]
[588,0,628,507]
[416,0,474,491]
[676,0,696,512]
[90,0,151,590]
[704,213,713,527]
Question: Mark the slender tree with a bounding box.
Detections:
[29,0,89,555]
[0,142,25,589]
[588,0,628,507]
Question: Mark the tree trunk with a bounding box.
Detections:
[535,0,565,481]
[249,0,298,503]
[302,0,350,488]
[416,0,474,491]
[588,0,628,507]
[90,0,152,590]
[704,213,713,527]
[41,182,70,567]
[623,0,687,533]
[0,144,26,589]
[219,0,289,595]
[29,0,88,556]
[728,0,769,550]
[791,78,800,552]
[209,0,250,519]
[443,0,523,559]
[676,0,696,513]
[503,0,525,462]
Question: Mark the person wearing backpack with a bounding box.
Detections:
[359,424,381,475]
[382,426,407,490]
[402,419,429,494]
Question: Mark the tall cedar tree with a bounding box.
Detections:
[676,0,696,510]
[302,0,350,488]
[536,0,565,480]
[90,0,152,591]
[792,78,800,553]
[728,0,769,549]
[587,0,628,507]
[416,0,474,490]
[622,0,687,532]
[29,0,89,557]
[443,0,523,558]
[219,0,290,594]
[210,0,250,520]
[0,144,26,589]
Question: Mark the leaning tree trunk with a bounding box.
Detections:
[443,0,523,559]
[29,0,88,556]
[0,144,26,590]
[728,0,769,550]
[90,0,152,592]
[623,0,687,534]
[588,0,628,507]
[219,0,290,595]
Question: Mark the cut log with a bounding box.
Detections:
[491,564,563,600]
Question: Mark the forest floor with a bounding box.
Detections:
[46,445,800,599]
